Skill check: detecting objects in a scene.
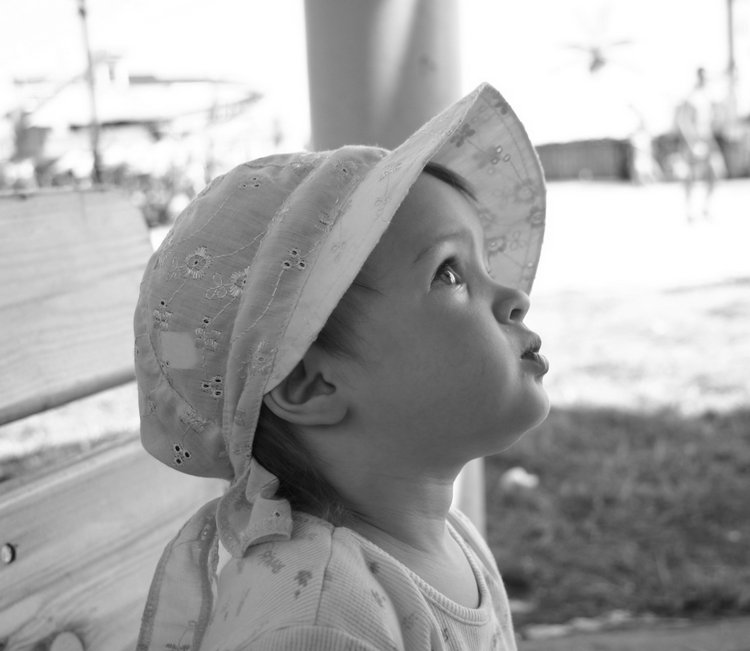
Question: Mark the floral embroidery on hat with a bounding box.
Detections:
[329,239,345,262]
[508,230,526,251]
[248,341,276,376]
[153,300,172,330]
[161,226,177,249]
[200,375,224,399]
[513,179,538,203]
[281,248,307,271]
[527,208,545,227]
[166,255,181,281]
[450,123,476,147]
[143,396,157,416]
[492,96,510,115]
[474,144,511,172]
[184,246,212,279]
[476,207,495,227]
[316,211,335,233]
[228,268,248,296]
[179,406,208,433]
[205,274,229,300]
[373,195,389,221]
[487,235,508,253]
[172,442,192,466]
[195,316,221,351]
[378,161,403,181]
[234,409,248,427]
[204,267,248,300]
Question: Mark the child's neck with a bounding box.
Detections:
[299,425,465,555]
[339,470,456,555]
[339,472,480,608]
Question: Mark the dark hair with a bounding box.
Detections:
[254,405,349,523]
[252,162,475,523]
[423,161,477,202]
[252,276,374,524]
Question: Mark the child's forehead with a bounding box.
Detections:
[363,174,484,272]
[384,174,483,244]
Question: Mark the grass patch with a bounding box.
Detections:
[485,278,750,628]
[487,405,750,627]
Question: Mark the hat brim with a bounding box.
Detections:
[269,82,545,389]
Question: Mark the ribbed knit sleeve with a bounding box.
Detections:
[245,625,387,650]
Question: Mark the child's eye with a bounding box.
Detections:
[433,260,463,287]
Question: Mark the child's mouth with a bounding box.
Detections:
[521,336,549,374]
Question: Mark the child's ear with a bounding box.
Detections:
[263,345,347,426]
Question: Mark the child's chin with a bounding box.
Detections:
[536,396,552,424]
[519,392,551,430]
[495,406,551,453]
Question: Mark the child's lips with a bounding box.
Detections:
[521,334,549,374]
[521,350,550,375]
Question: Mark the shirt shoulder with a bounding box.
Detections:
[202,512,407,650]
[447,509,501,576]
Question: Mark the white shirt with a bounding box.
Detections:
[201,509,518,650]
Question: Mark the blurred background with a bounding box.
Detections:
[1,0,749,640]
[3,0,750,200]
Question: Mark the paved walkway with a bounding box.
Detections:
[518,617,750,650]
[534,178,750,296]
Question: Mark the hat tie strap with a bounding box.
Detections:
[136,497,221,651]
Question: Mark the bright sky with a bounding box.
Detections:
[1,0,747,142]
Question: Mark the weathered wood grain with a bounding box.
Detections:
[0,190,151,425]
[0,438,224,650]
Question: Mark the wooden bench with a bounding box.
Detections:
[0,190,224,651]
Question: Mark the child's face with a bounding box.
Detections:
[337,173,550,471]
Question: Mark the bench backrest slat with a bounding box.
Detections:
[0,438,224,650]
[0,190,149,425]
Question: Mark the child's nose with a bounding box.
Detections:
[493,286,530,324]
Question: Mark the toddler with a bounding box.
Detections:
[135,82,548,650]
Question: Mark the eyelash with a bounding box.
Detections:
[433,258,464,287]
[432,255,494,287]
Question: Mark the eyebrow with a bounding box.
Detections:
[412,230,473,267]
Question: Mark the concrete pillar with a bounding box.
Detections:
[304,0,486,536]
[453,458,486,536]
[304,0,461,149]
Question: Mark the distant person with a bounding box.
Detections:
[628,113,662,184]
[134,83,548,650]
[674,67,726,222]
